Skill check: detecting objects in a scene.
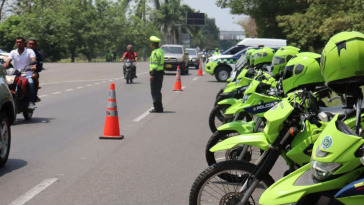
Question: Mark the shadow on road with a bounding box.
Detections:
[13,117,55,126]
[207,81,225,83]
[0,159,28,177]
[159,111,175,114]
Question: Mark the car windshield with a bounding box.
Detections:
[161,47,183,54]
[187,50,196,55]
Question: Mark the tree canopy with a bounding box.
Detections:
[217,0,364,52]
[0,0,220,62]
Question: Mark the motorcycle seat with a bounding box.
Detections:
[319,105,358,121]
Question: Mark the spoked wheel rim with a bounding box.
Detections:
[215,106,231,122]
[197,170,268,205]
[218,70,229,81]
[0,120,9,158]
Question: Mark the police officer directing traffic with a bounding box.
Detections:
[149,36,164,113]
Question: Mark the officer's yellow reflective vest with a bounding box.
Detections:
[150,48,164,71]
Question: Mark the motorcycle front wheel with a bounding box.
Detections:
[189,160,274,205]
[23,109,33,120]
[206,131,263,167]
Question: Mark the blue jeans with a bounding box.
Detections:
[26,75,36,103]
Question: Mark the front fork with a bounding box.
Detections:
[237,117,263,161]
[238,127,298,205]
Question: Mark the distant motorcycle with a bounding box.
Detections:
[124,59,134,84]
[4,61,37,120]
[201,53,207,63]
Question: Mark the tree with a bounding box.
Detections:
[236,17,257,38]
[277,0,358,52]
[215,0,310,38]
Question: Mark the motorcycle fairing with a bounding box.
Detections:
[335,178,364,204]
[210,132,270,152]
[217,98,240,106]
[217,120,256,135]
[259,164,364,205]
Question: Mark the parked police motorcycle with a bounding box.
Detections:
[4,61,37,120]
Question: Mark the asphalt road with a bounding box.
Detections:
[0,62,286,205]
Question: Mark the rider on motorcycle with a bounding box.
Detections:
[4,37,37,109]
[27,37,43,102]
[120,45,137,78]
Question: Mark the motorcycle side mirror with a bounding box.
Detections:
[28,61,37,65]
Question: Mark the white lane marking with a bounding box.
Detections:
[138,71,150,75]
[65,89,73,92]
[87,84,92,86]
[133,107,153,122]
[53,92,61,95]
[108,80,113,82]
[95,83,100,85]
[216,157,225,161]
[102,81,106,83]
[40,71,149,85]
[9,178,58,205]
[193,77,198,81]
[77,87,83,89]
[38,95,47,97]
[182,86,186,89]
[203,72,206,75]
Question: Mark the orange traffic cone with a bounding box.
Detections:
[173,66,183,91]
[197,60,203,76]
[100,83,124,140]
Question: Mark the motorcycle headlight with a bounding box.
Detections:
[242,94,250,103]
[125,62,131,67]
[5,75,16,84]
[310,159,341,181]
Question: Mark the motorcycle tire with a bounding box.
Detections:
[23,110,33,120]
[205,129,262,166]
[189,160,274,205]
[215,89,223,100]
[0,112,11,168]
[209,104,232,132]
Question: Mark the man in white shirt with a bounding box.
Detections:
[4,37,37,109]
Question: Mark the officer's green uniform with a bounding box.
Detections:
[150,36,164,112]
[214,48,220,55]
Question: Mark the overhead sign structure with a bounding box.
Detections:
[187,13,205,26]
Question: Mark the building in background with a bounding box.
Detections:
[219,31,245,41]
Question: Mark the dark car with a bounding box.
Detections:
[0,65,14,167]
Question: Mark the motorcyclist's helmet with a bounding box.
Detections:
[272,46,300,76]
[321,31,364,94]
[282,52,324,94]
[253,47,275,66]
[127,45,133,51]
[215,48,218,51]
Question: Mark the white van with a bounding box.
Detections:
[237,38,287,48]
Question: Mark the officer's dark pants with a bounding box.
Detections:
[151,71,164,111]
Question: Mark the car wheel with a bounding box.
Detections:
[215,66,231,82]
[0,112,10,167]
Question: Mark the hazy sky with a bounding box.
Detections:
[181,0,244,31]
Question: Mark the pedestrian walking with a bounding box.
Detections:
[149,36,164,113]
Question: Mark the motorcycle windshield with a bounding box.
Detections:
[272,55,286,66]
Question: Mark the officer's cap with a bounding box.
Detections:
[150,36,161,43]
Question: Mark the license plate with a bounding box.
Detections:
[166,64,172,68]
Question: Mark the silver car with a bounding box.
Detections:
[161,45,189,75]
[186,48,200,69]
